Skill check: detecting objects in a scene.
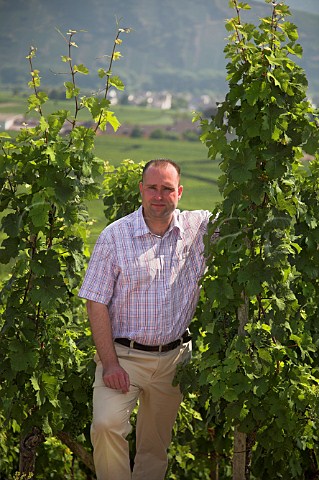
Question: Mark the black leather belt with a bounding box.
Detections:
[114,332,192,352]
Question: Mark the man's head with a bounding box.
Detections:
[139,159,183,226]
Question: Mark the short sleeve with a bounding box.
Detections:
[78,230,117,305]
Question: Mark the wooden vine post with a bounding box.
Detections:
[233,292,249,480]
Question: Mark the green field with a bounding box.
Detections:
[0,95,222,208]
[0,96,222,251]
[87,134,221,246]
[0,93,183,125]
[94,135,220,207]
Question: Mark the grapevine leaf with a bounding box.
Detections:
[0,236,20,263]
[73,63,89,74]
[9,340,39,372]
[109,75,125,91]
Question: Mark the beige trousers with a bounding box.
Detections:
[91,341,192,480]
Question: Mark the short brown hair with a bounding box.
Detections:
[142,158,181,181]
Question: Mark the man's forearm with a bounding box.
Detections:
[86,300,119,369]
[86,300,130,392]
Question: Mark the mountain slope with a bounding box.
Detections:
[0,0,318,98]
[253,0,318,15]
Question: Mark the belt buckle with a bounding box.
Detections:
[130,340,135,349]
[158,344,163,353]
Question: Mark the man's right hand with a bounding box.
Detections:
[102,364,130,393]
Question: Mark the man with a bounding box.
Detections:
[78,158,211,480]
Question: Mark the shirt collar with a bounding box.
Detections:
[133,206,184,238]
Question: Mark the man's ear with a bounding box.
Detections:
[178,185,183,200]
[139,181,143,195]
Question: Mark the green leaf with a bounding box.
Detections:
[265,55,286,67]
[0,132,12,139]
[245,81,262,106]
[28,92,48,111]
[286,43,303,58]
[273,296,286,311]
[98,68,108,78]
[230,166,252,183]
[47,109,69,135]
[45,145,56,163]
[210,381,226,401]
[64,81,80,99]
[0,236,20,263]
[261,323,271,333]
[1,212,22,237]
[271,125,281,141]
[280,22,298,42]
[42,416,53,435]
[258,348,272,364]
[223,388,238,402]
[237,2,251,10]
[42,373,59,405]
[303,135,319,156]
[9,340,39,372]
[31,375,40,391]
[225,19,236,32]
[29,194,51,227]
[254,377,270,398]
[109,75,125,91]
[82,96,111,119]
[38,116,48,133]
[73,63,89,75]
[267,71,281,88]
[98,110,121,132]
[33,250,61,276]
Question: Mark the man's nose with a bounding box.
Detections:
[154,190,163,199]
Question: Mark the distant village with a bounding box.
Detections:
[0,89,218,140]
[2,88,316,149]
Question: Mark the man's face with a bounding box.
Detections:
[139,164,183,222]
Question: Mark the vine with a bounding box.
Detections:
[180,1,319,478]
[0,26,130,477]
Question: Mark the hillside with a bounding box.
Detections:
[0,0,318,98]
[254,0,318,15]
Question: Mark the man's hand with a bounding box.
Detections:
[102,364,130,393]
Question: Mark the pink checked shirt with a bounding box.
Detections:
[78,206,211,345]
